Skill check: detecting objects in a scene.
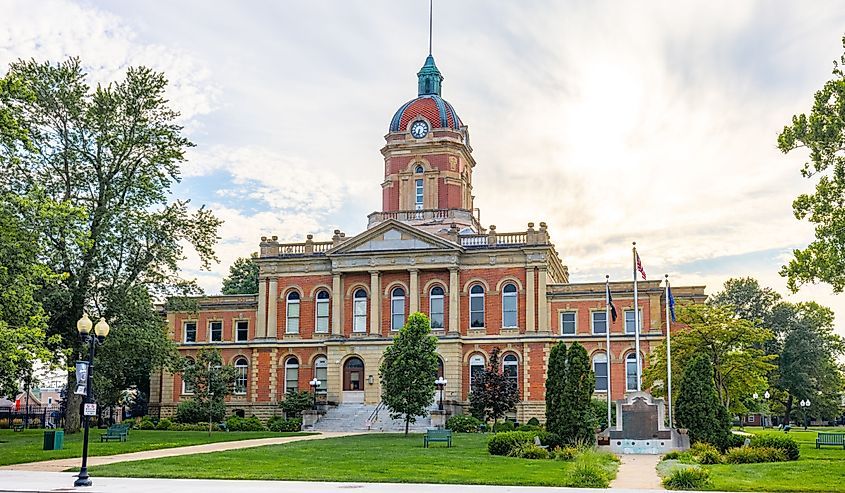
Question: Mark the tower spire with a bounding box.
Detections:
[418,0,443,96]
[428,0,433,55]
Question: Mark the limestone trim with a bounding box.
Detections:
[345,283,371,297]
[526,267,535,332]
[382,280,410,298]
[461,277,491,294]
[494,277,524,293]
[250,348,259,402]
[422,278,448,294]
[331,274,343,337]
[499,349,522,363]
[448,268,460,334]
[308,352,329,366]
[256,280,267,338]
[462,348,490,363]
[227,353,252,365]
[538,268,549,332]
[369,271,381,336]
[556,307,580,336]
[409,269,419,313]
[307,284,332,299]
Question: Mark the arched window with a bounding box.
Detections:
[343,357,365,391]
[429,286,445,329]
[593,352,608,392]
[626,352,640,392]
[391,287,406,331]
[286,291,300,334]
[182,357,195,394]
[284,357,299,394]
[314,356,328,393]
[234,357,248,395]
[415,165,424,173]
[503,353,518,390]
[353,289,367,333]
[502,283,518,328]
[470,285,485,328]
[415,178,424,210]
[315,290,330,333]
[469,354,485,388]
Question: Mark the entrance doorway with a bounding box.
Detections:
[343,357,364,391]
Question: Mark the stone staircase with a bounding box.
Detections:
[311,402,433,433]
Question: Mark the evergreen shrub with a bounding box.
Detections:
[155,418,172,430]
[493,421,514,433]
[724,446,787,464]
[675,355,732,449]
[487,431,537,456]
[536,430,563,449]
[507,442,549,459]
[138,416,155,430]
[751,433,799,461]
[267,417,302,432]
[446,415,481,433]
[526,417,540,427]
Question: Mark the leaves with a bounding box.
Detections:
[545,342,596,445]
[221,253,259,295]
[675,354,733,447]
[468,347,519,425]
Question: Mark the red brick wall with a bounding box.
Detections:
[460,344,525,400]
[172,311,257,343]
[418,270,449,329]
[459,268,526,335]
[549,297,654,336]
[343,272,371,337]
[275,275,333,338]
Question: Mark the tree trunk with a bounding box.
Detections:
[65,371,82,433]
[405,415,410,436]
[783,394,794,425]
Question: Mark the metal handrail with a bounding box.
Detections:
[366,401,385,430]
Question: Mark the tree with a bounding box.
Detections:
[777,35,845,293]
[643,303,775,416]
[221,253,259,295]
[559,342,596,445]
[379,312,439,435]
[0,58,222,432]
[468,348,519,426]
[177,348,236,423]
[675,354,732,448]
[545,342,567,438]
[279,390,313,419]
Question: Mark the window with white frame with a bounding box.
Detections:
[626,352,640,391]
[469,354,485,388]
[391,287,406,330]
[470,285,485,328]
[235,320,249,342]
[182,357,195,394]
[591,311,607,334]
[429,286,444,329]
[315,290,330,333]
[286,291,300,333]
[593,352,608,392]
[502,283,518,328]
[314,356,328,393]
[284,357,299,394]
[503,353,518,390]
[353,289,367,332]
[234,357,248,395]
[184,321,197,343]
[209,321,223,342]
[415,179,424,210]
[560,311,576,335]
[624,309,643,334]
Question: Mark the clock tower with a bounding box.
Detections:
[373,54,481,233]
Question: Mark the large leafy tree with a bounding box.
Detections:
[0,58,222,431]
[545,342,567,438]
[468,347,518,426]
[777,35,845,292]
[379,312,439,435]
[559,342,596,445]
[675,354,732,448]
[177,348,236,424]
[643,303,775,416]
[221,253,259,295]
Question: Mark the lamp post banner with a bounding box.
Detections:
[74,361,89,395]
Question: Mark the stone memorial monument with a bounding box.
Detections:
[607,391,689,454]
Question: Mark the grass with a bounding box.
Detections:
[0,429,306,466]
[661,427,845,492]
[87,433,620,487]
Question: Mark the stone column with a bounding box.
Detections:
[331,273,342,336]
[409,269,419,314]
[256,279,267,338]
[267,278,278,339]
[538,267,549,332]
[525,267,535,332]
[369,271,381,336]
[448,267,460,334]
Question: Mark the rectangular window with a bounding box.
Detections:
[184,322,197,343]
[287,303,300,334]
[560,311,576,335]
[594,360,608,392]
[415,179,424,210]
[430,296,444,329]
[626,357,639,391]
[316,300,330,333]
[391,298,405,331]
[470,297,484,328]
[353,300,367,332]
[625,309,643,334]
[235,367,247,395]
[285,367,298,394]
[209,321,223,342]
[235,320,249,342]
[591,311,607,334]
[502,297,518,328]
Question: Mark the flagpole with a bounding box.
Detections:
[665,274,673,429]
[633,242,641,392]
[605,274,612,428]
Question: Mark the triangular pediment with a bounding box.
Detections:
[327,219,462,255]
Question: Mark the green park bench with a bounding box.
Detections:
[816,432,845,449]
[424,429,452,448]
[12,424,24,432]
[100,424,129,442]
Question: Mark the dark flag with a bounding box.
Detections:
[668,286,676,322]
[607,285,618,322]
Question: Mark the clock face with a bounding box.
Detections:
[410,120,429,138]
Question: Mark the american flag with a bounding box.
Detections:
[635,252,646,280]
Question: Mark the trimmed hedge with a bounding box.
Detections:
[493,421,515,433]
[751,433,799,461]
[446,415,481,433]
[268,417,302,432]
[507,442,549,459]
[155,418,172,430]
[488,431,537,456]
[724,446,787,464]
[226,415,267,432]
[138,417,155,430]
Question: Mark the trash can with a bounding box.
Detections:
[42,430,64,450]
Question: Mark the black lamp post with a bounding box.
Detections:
[74,313,109,488]
[309,378,320,410]
[435,376,447,412]
[800,399,811,430]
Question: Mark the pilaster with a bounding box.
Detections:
[409,269,419,313]
[448,267,459,334]
[369,271,381,335]
[525,267,535,332]
[267,278,278,339]
[538,267,549,333]
[269,348,279,402]
[256,279,267,338]
[332,274,343,336]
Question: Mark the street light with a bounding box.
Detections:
[309,378,321,411]
[753,391,771,428]
[800,399,811,430]
[435,376,447,412]
[74,312,109,488]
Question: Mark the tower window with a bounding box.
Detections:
[415,165,424,173]
[415,179,424,210]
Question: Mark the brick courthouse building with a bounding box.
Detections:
[149,53,705,422]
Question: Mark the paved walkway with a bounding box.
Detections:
[610,454,663,490]
[1,431,358,473]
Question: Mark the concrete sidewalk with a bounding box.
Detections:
[0,471,679,493]
[1,431,358,472]
[610,455,663,490]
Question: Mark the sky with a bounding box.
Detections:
[3,0,845,335]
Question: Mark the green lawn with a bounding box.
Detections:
[677,427,845,492]
[0,429,306,466]
[87,433,619,487]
